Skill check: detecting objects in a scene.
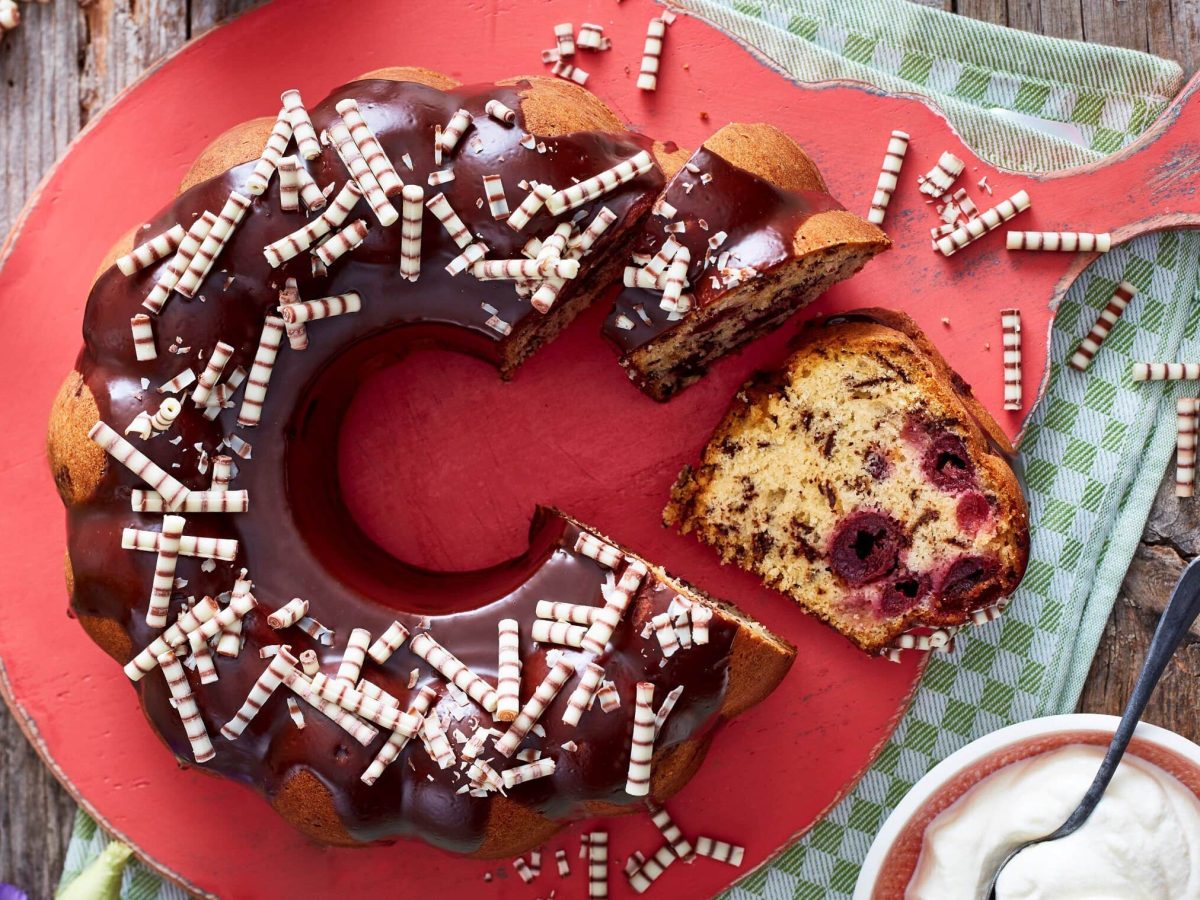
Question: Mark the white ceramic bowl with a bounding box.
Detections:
[853,713,1200,899]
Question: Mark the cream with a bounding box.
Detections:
[907,744,1200,900]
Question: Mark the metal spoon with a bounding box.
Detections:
[984,553,1200,899]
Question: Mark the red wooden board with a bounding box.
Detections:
[3,0,1200,897]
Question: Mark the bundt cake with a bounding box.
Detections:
[603,123,890,401]
[665,309,1029,655]
[46,68,801,857]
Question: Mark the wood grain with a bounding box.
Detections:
[0,0,1196,893]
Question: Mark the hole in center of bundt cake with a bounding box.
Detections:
[828,511,902,587]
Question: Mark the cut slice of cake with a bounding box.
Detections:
[603,123,891,401]
[664,309,1029,654]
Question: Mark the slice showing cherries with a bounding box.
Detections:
[923,433,977,493]
[829,511,903,587]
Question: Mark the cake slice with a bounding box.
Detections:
[603,123,890,401]
[664,309,1029,654]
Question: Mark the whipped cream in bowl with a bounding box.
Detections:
[855,714,1200,900]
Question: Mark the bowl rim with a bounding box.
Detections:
[853,713,1200,899]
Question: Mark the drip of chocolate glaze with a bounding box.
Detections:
[602,146,844,355]
[65,78,747,854]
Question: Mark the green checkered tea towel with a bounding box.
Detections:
[58,2,1195,897]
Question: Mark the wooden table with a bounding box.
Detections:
[0,0,1196,895]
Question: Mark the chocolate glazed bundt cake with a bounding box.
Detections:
[666,310,1029,656]
[46,68,814,858]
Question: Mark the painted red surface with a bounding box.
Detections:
[3,0,1200,896]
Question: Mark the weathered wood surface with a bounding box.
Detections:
[0,0,1196,895]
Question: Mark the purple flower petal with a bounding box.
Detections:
[0,884,29,900]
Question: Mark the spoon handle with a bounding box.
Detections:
[1053,554,1200,837]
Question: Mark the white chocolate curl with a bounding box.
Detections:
[191,341,234,407]
[122,527,238,561]
[694,835,745,866]
[220,647,298,740]
[1179,398,1198,498]
[130,314,157,361]
[309,672,418,732]
[650,613,679,657]
[158,650,215,762]
[288,697,305,728]
[1132,363,1200,381]
[532,619,587,648]
[555,21,575,55]
[400,184,424,281]
[280,291,362,324]
[575,532,623,568]
[176,191,250,298]
[421,713,456,769]
[625,681,656,796]
[264,180,362,267]
[494,658,574,757]
[189,628,218,684]
[645,236,682,277]
[472,257,578,281]
[1006,231,1111,253]
[278,156,300,212]
[556,848,571,877]
[360,685,438,785]
[158,367,197,394]
[937,189,1030,256]
[336,628,371,685]
[636,17,666,91]
[649,802,693,859]
[866,130,909,225]
[124,595,219,681]
[329,119,397,226]
[496,618,521,722]
[918,151,964,199]
[691,605,712,645]
[572,207,617,256]
[216,612,243,658]
[410,632,498,712]
[367,620,410,664]
[295,165,327,211]
[562,661,604,726]
[439,109,473,157]
[628,843,676,894]
[316,219,369,265]
[653,684,683,738]
[485,99,516,124]
[425,192,473,248]
[582,560,647,654]
[547,151,653,215]
[578,22,605,50]
[267,597,309,629]
[298,648,319,676]
[445,241,488,276]
[502,757,556,789]
[146,514,184,628]
[246,111,294,195]
[133,488,247,515]
[536,600,602,625]
[483,174,509,220]
[1001,307,1022,411]
[281,89,321,160]
[1070,281,1136,372]
[588,831,609,899]
[507,182,553,232]
[117,224,186,276]
[144,212,217,314]
[89,421,190,511]
[237,316,286,427]
[284,669,379,746]
[335,98,404,196]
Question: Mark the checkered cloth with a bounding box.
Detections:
[59,2,1196,897]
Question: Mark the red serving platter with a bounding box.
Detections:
[4,0,1200,897]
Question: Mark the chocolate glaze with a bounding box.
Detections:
[602,146,843,355]
[64,78,752,854]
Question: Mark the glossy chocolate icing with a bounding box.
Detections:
[602,146,843,355]
[64,78,750,854]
